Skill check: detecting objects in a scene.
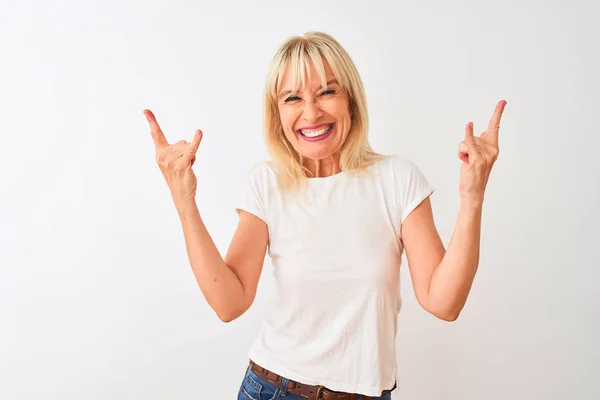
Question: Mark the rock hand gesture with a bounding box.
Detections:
[458,100,507,206]
[144,109,203,206]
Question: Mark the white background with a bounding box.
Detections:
[1,0,599,399]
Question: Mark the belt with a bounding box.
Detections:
[248,359,396,400]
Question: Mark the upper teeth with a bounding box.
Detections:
[301,124,332,138]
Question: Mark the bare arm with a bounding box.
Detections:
[401,197,481,321]
[401,101,506,321]
[143,109,268,323]
[177,200,268,323]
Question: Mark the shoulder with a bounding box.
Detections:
[243,160,277,183]
[240,160,279,201]
[389,153,422,169]
[237,161,277,217]
[370,154,425,176]
[373,154,433,199]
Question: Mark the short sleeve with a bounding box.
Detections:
[393,156,435,223]
[235,163,270,224]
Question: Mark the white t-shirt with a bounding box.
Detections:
[236,154,434,396]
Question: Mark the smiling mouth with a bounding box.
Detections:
[298,123,334,138]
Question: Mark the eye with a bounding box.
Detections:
[321,89,337,96]
[284,95,301,103]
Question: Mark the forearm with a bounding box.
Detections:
[428,200,483,320]
[176,199,245,321]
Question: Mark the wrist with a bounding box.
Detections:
[174,196,198,217]
[460,195,484,210]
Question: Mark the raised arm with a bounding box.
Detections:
[400,100,507,321]
[144,109,268,322]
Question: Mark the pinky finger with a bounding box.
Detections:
[458,141,469,163]
[189,129,203,154]
[465,123,479,154]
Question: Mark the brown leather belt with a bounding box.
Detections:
[248,359,396,400]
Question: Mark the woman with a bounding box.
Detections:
[144,32,506,400]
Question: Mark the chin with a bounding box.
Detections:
[300,146,339,160]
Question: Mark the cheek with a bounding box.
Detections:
[327,107,351,133]
[323,99,350,120]
[279,107,299,127]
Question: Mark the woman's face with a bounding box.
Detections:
[277,60,351,162]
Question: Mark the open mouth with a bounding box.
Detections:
[297,123,334,141]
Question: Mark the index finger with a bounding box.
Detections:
[482,100,507,145]
[143,109,168,149]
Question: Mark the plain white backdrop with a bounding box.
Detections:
[1,0,598,399]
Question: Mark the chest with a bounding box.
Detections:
[266,178,402,284]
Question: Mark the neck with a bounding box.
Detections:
[304,155,341,178]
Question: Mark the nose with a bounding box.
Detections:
[301,99,323,123]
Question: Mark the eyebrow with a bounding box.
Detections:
[278,79,340,100]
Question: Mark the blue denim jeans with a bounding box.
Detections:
[237,364,393,400]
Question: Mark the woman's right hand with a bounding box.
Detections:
[144,109,203,205]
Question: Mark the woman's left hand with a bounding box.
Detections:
[458,100,507,205]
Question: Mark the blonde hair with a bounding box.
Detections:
[262,31,387,194]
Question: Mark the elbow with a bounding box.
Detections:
[216,307,242,323]
[218,314,236,323]
[436,311,460,322]
[212,286,254,323]
[217,310,239,323]
[216,302,250,323]
[425,303,461,322]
